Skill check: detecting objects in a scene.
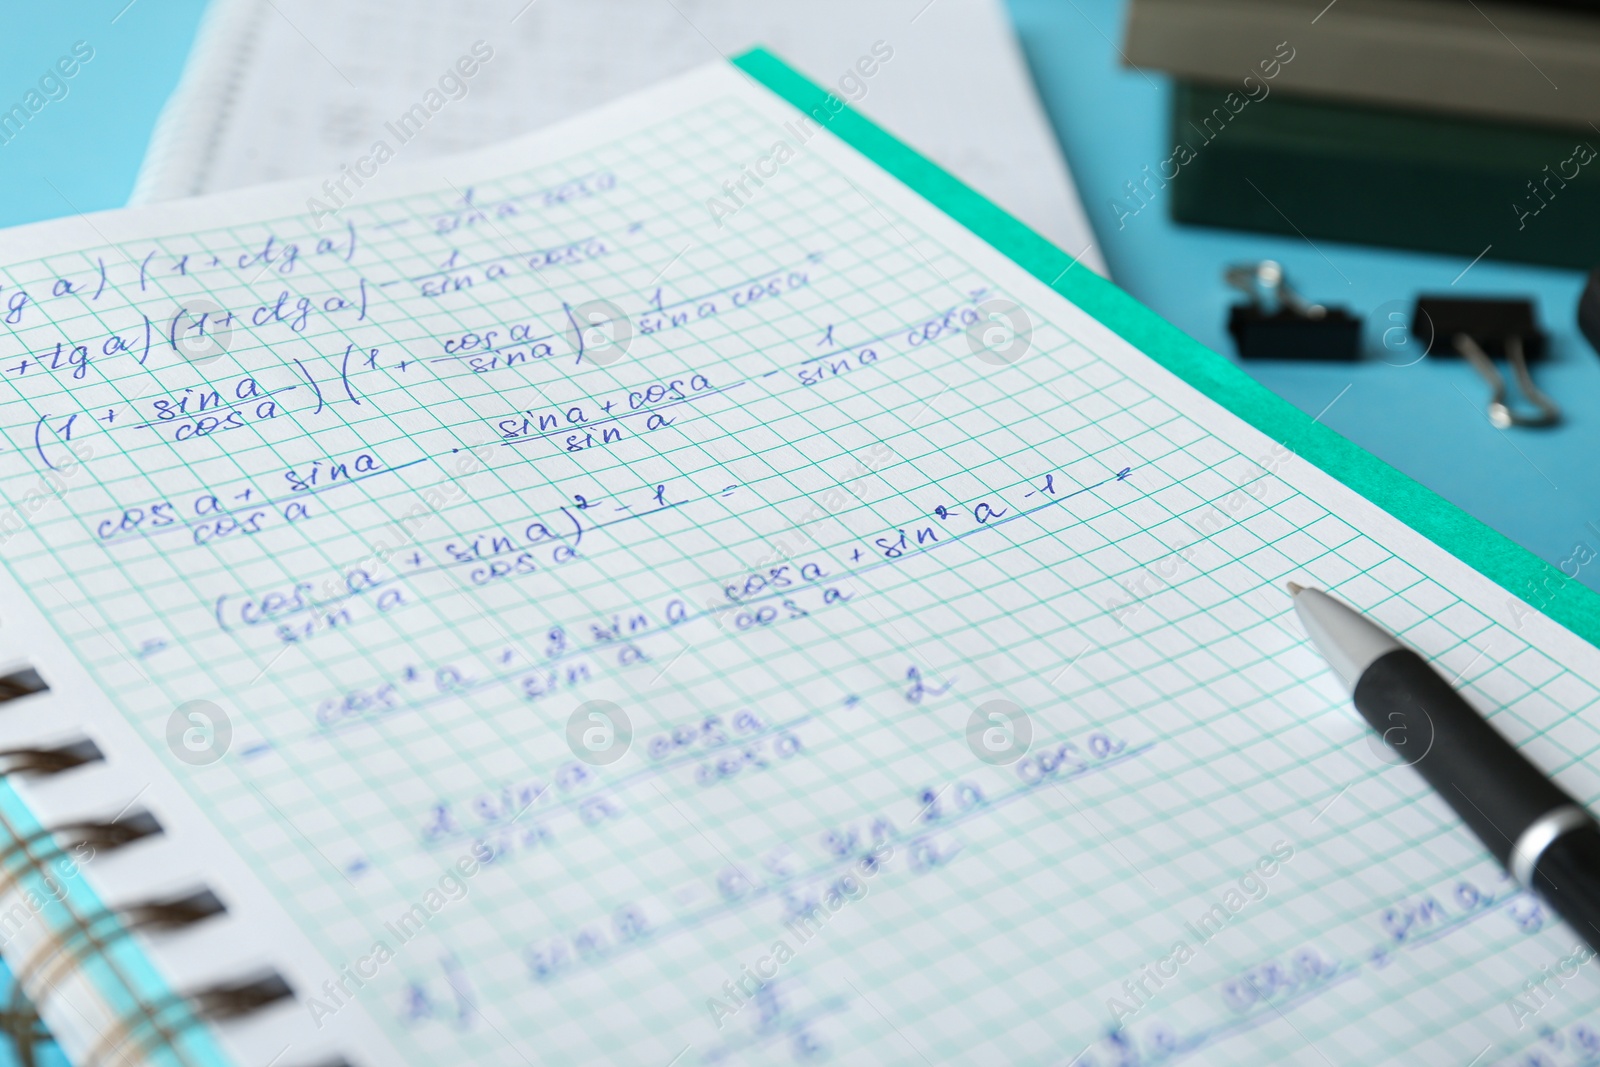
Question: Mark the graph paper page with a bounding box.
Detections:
[0,58,1597,1067]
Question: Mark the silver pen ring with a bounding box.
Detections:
[1510,805,1597,887]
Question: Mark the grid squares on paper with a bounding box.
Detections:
[0,82,1594,1067]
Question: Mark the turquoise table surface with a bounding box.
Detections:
[0,0,1594,1060]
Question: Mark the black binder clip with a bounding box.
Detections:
[1413,296,1558,428]
[1225,261,1361,360]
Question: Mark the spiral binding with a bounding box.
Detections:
[0,669,48,704]
[0,720,304,1066]
[85,971,296,1067]
[4,889,227,1062]
[0,740,102,778]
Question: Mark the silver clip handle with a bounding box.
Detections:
[1454,333,1560,428]
[1224,260,1327,319]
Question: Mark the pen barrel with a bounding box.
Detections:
[1531,826,1600,955]
[1353,649,1579,870]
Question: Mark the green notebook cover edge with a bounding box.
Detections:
[731,45,1600,649]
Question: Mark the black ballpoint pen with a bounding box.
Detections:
[1289,581,1600,952]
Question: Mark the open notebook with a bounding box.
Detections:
[0,48,1597,1067]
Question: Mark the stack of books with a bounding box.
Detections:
[1122,0,1600,268]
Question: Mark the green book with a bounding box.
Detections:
[1161,81,1600,269]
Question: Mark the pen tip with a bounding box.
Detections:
[1286,581,1305,596]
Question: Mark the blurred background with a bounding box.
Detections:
[1,0,1597,1060]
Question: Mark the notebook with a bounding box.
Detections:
[0,47,1597,1067]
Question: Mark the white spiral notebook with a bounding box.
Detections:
[0,48,1598,1067]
